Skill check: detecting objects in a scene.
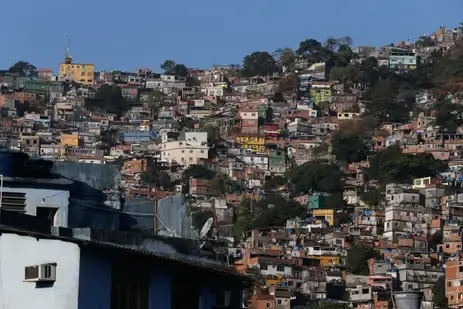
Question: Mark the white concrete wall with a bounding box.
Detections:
[0,233,81,309]
[1,186,70,227]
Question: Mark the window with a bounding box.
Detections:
[81,72,86,77]
[260,264,268,270]
[277,300,282,305]
[266,302,271,308]
[277,265,285,272]
[110,260,149,309]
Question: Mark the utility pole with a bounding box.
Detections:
[153,188,158,235]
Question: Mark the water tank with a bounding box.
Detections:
[0,150,29,177]
[394,291,423,309]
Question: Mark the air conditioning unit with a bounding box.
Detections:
[24,264,56,282]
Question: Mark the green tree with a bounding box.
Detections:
[203,126,222,144]
[415,35,435,48]
[9,61,38,79]
[434,100,463,131]
[365,145,448,185]
[297,38,323,56]
[160,60,189,77]
[331,132,370,163]
[329,64,359,83]
[212,172,243,194]
[141,169,172,189]
[364,79,414,123]
[347,245,380,275]
[242,51,279,77]
[183,165,215,180]
[160,60,176,73]
[273,47,296,71]
[251,197,306,229]
[432,276,449,309]
[89,84,128,117]
[288,161,344,195]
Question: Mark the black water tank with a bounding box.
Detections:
[0,149,29,177]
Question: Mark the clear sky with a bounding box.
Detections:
[1,0,462,72]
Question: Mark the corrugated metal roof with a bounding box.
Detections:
[0,225,253,283]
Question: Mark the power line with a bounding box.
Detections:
[68,198,182,237]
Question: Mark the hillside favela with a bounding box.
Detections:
[1,13,463,309]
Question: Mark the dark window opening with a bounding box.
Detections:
[110,259,149,309]
[171,272,200,309]
[36,207,58,228]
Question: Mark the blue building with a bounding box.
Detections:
[118,131,156,143]
[0,221,252,309]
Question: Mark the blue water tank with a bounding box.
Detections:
[0,149,29,177]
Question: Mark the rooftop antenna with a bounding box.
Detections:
[65,38,72,64]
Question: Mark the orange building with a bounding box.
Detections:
[446,256,463,307]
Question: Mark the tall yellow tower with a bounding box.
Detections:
[59,39,95,85]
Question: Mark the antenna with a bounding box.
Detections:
[64,38,72,64]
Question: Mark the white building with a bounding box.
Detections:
[159,132,209,166]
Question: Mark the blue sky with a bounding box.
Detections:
[1,0,462,72]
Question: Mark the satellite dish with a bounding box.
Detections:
[199,217,214,239]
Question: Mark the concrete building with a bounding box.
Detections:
[0,223,251,309]
[158,132,209,167]
[59,41,95,85]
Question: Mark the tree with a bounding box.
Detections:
[297,38,323,56]
[434,100,463,131]
[212,172,243,194]
[415,35,435,48]
[88,84,128,117]
[278,74,300,92]
[347,245,380,275]
[160,60,176,73]
[273,47,296,71]
[364,79,414,123]
[9,61,38,79]
[242,51,279,77]
[329,64,359,83]
[432,276,449,309]
[297,38,332,62]
[183,165,215,180]
[365,145,448,186]
[203,126,222,145]
[141,169,172,189]
[160,60,189,77]
[288,161,344,195]
[251,197,306,229]
[331,132,370,163]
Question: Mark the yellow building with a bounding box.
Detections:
[310,86,332,105]
[235,136,265,153]
[59,41,95,85]
[59,63,95,85]
[307,255,341,268]
[60,133,82,156]
[312,209,335,226]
